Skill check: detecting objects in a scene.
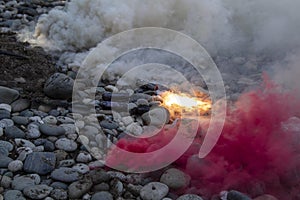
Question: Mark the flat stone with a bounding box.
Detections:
[44,73,74,100]
[51,167,80,183]
[0,119,14,128]
[1,175,12,188]
[100,120,119,130]
[0,156,13,168]
[27,123,41,139]
[140,182,169,200]
[0,86,19,104]
[55,138,77,152]
[15,139,35,148]
[23,152,56,175]
[4,126,25,139]
[0,110,10,120]
[121,116,134,126]
[23,184,53,200]
[68,180,93,199]
[12,116,29,125]
[42,116,58,125]
[0,140,13,156]
[227,190,252,200]
[176,194,204,200]
[11,99,30,112]
[91,191,113,200]
[12,174,40,190]
[160,168,191,189]
[0,104,11,112]
[8,160,23,172]
[4,190,26,200]
[40,124,66,136]
[126,123,143,136]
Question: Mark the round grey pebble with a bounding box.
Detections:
[23,152,56,175]
[55,138,77,152]
[40,124,66,136]
[0,104,11,112]
[8,160,23,172]
[51,167,80,183]
[160,168,191,189]
[42,116,58,125]
[1,175,12,188]
[91,191,113,200]
[12,174,40,190]
[4,190,26,200]
[23,184,53,200]
[11,99,30,112]
[100,120,119,130]
[0,156,13,168]
[76,152,92,163]
[176,194,203,200]
[12,116,29,125]
[27,123,41,139]
[0,110,10,120]
[140,182,169,200]
[0,119,14,128]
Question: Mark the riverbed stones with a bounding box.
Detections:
[8,160,23,172]
[140,182,169,200]
[91,191,114,200]
[23,152,56,175]
[11,99,30,112]
[227,190,252,200]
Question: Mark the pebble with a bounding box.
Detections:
[23,152,56,175]
[100,120,119,130]
[51,167,80,182]
[57,116,75,124]
[76,152,92,163]
[16,147,33,161]
[42,116,58,125]
[50,189,68,200]
[68,180,93,199]
[0,110,10,120]
[27,123,41,139]
[15,139,35,148]
[59,159,75,167]
[4,126,25,138]
[0,140,13,156]
[1,175,12,188]
[8,160,23,172]
[227,190,252,200]
[55,138,78,152]
[254,194,278,200]
[50,182,68,190]
[140,182,169,200]
[110,179,124,197]
[176,194,203,200]
[12,116,29,125]
[60,123,76,135]
[0,156,13,168]
[12,174,40,190]
[34,139,55,151]
[11,99,30,112]
[4,190,26,200]
[0,104,12,112]
[105,85,119,92]
[160,168,191,189]
[40,124,66,136]
[137,98,149,106]
[121,116,134,126]
[44,73,74,100]
[0,128,3,137]
[72,163,90,174]
[142,107,170,127]
[0,86,19,104]
[23,184,53,200]
[91,191,114,200]
[0,119,14,128]
[126,123,143,136]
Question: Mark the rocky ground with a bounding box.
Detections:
[0,1,280,200]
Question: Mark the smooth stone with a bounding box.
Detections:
[0,141,13,156]
[50,182,68,190]
[11,99,30,112]
[0,156,13,168]
[0,128,3,137]
[89,170,111,184]
[19,110,34,117]
[55,138,77,152]
[142,107,170,127]
[0,119,14,128]
[23,152,56,175]
[16,147,33,161]
[126,123,143,136]
[160,168,191,189]
[227,190,252,200]
[0,86,19,104]
[1,175,12,188]
[15,139,35,148]
[76,152,92,163]
[68,180,93,199]
[57,116,74,124]
[4,190,26,200]
[12,116,29,125]
[38,105,52,113]
[121,116,134,126]
[51,167,80,182]
[100,120,119,130]
[23,184,53,199]
[0,104,11,112]
[254,194,278,200]
[34,139,55,151]
[176,194,204,200]
[91,191,113,200]
[0,110,10,120]
[44,73,74,100]
[105,85,119,92]
[137,99,149,106]
[27,123,41,139]
[4,126,25,139]
[60,124,76,135]
[40,124,65,136]
[72,163,90,174]
[140,182,169,200]
[110,179,124,197]
[42,116,58,125]
[93,182,110,191]
[8,160,23,172]
[59,159,76,167]
[50,189,68,200]
[12,174,40,190]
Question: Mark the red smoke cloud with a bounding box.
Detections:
[107,75,300,199]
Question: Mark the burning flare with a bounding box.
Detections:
[160,91,211,118]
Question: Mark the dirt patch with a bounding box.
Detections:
[0,32,56,100]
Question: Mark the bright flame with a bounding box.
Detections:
[160,91,211,118]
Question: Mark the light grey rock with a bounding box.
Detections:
[42,116,57,125]
[1,175,12,188]
[160,168,191,189]
[0,110,10,120]
[121,116,134,126]
[57,116,75,124]
[0,104,11,112]
[23,152,56,175]
[142,107,170,127]
[126,123,143,136]
[11,99,30,112]
[55,138,77,152]
[8,160,23,172]
[0,86,19,104]
[23,184,53,200]
[68,180,93,199]
[76,152,92,163]
[50,189,68,200]
[15,139,35,148]
[176,194,203,200]
[137,99,149,106]
[140,182,169,200]
[0,119,14,128]
[60,124,76,135]
[51,167,80,182]
[12,174,40,190]
[44,73,74,100]
[4,190,26,200]
[72,163,90,174]
[100,120,119,130]
[91,191,113,200]
[27,123,41,139]
[40,124,66,136]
